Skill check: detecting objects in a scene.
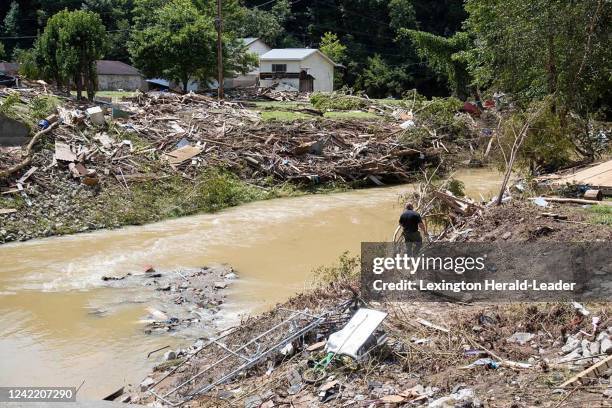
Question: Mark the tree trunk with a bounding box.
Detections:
[182,75,189,94]
[85,65,95,102]
[75,73,83,100]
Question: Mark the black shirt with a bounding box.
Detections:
[399,210,422,233]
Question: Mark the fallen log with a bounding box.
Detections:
[0,121,59,180]
[532,197,612,206]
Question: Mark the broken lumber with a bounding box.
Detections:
[533,197,612,206]
[560,355,612,387]
[0,121,59,180]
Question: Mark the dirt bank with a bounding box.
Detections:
[451,200,612,242]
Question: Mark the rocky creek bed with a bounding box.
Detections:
[101,263,238,338]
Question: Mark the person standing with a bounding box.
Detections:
[399,203,428,251]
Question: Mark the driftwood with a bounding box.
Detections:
[495,101,548,205]
[0,121,59,180]
[533,197,612,206]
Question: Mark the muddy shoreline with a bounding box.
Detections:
[117,199,612,407]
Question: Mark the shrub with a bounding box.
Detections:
[29,95,59,120]
[312,251,360,286]
[310,92,368,111]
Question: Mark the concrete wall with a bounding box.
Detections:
[0,114,29,146]
[259,53,334,92]
[98,74,146,91]
[228,74,259,88]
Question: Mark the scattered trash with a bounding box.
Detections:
[532,197,549,207]
[572,301,591,316]
[86,106,106,126]
[461,358,500,370]
[507,332,536,345]
[325,308,388,359]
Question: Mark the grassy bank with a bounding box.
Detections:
[0,169,357,244]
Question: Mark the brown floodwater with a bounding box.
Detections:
[0,168,504,399]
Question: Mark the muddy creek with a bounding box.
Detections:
[0,168,503,399]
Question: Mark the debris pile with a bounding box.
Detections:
[120,292,612,407]
[100,264,237,336]
[226,85,308,102]
[1,88,446,189]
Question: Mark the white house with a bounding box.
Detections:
[226,37,272,88]
[259,49,337,93]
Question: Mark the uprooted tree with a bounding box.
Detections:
[35,9,108,100]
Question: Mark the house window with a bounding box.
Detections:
[271,64,287,73]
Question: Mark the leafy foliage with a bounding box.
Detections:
[235,0,292,47]
[129,0,254,92]
[463,0,611,116]
[13,48,39,78]
[82,0,133,61]
[320,32,346,64]
[400,29,471,98]
[35,9,108,100]
[313,251,360,287]
[356,55,412,98]
[310,93,368,111]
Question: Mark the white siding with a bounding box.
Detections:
[259,52,335,92]
[301,52,334,92]
[248,40,272,57]
[259,60,302,73]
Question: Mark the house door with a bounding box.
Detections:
[299,71,314,92]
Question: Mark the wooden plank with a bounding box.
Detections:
[17,166,38,184]
[560,355,612,387]
[54,141,77,162]
[162,145,203,165]
[532,197,612,206]
[543,160,612,192]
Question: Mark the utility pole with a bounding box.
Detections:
[216,0,224,100]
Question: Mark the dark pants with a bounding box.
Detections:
[404,231,422,257]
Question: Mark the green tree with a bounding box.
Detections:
[0,43,5,61]
[463,0,611,116]
[2,1,20,36]
[82,0,133,62]
[2,1,20,57]
[34,11,65,89]
[129,0,218,92]
[388,0,416,32]
[356,54,412,98]
[320,32,346,64]
[13,48,40,78]
[35,9,108,100]
[129,0,255,92]
[236,0,291,47]
[320,32,347,89]
[400,29,471,99]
